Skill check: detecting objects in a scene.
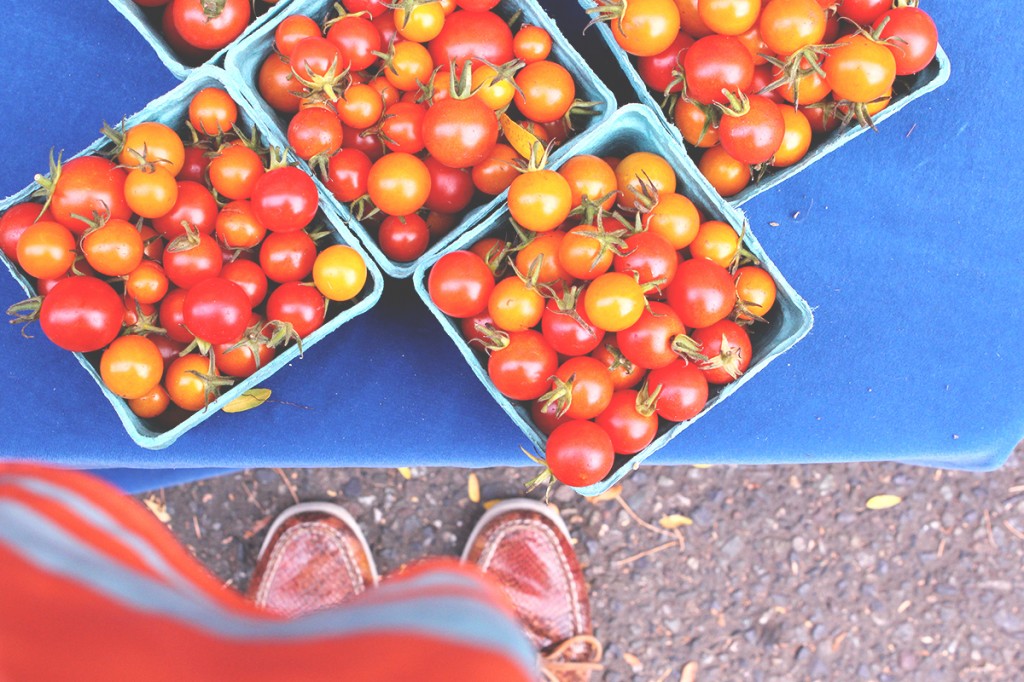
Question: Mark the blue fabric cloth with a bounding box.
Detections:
[0,1,1020,484]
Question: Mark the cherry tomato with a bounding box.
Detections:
[613,230,678,289]
[288,107,344,161]
[683,35,754,106]
[595,390,659,455]
[514,24,552,63]
[591,336,645,390]
[365,153,432,216]
[823,34,897,103]
[428,10,514,70]
[166,354,219,412]
[378,214,430,262]
[163,232,223,288]
[488,329,558,401]
[124,166,179,219]
[698,145,751,198]
[733,265,777,319]
[119,122,185,176]
[182,277,252,344]
[327,15,383,72]
[215,200,266,250]
[617,301,687,370]
[584,272,646,332]
[174,149,212,186]
[771,104,813,168]
[211,315,273,379]
[692,319,752,384]
[515,231,571,285]
[774,57,832,105]
[337,84,384,130]
[615,152,677,209]
[488,276,544,333]
[259,230,317,283]
[384,41,434,92]
[609,0,681,57]
[676,0,713,37]
[152,180,219,239]
[837,0,890,27]
[251,166,319,233]
[380,101,427,155]
[547,356,614,420]
[423,97,499,169]
[531,397,571,436]
[428,250,494,318]
[158,288,194,344]
[643,192,700,250]
[508,170,572,233]
[265,282,327,338]
[637,32,693,94]
[718,94,786,166]
[513,61,576,124]
[38,276,122,352]
[472,143,521,196]
[646,359,709,422]
[16,221,75,279]
[874,7,938,76]
[395,2,446,42]
[545,420,614,488]
[559,155,618,211]
[541,294,605,357]
[759,0,826,55]
[275,15,321,58]
[189,87,238,135]
[220,258,268,308]
[100,335,164,399]
[0,203,51,259]
[558,223,616,281]
[313,244,367,301]
[698,0,761,36]
[81,218,145,277]
[170,0,250,50]
[674,100,720,148]
[325,149,373,203]
[341,0,389,19]
[690,220,740,268]
[666,257,735,328]
[259,53,303,114]
[423,157,475,214]
[47,156,131,235]
[128,385,171,420]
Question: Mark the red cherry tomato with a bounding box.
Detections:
[488,329,559,401]
[595,389,659,455]
[39,276,123,352]
[545,420,614,488]
[428,250,495,318]
[251,166,319,233]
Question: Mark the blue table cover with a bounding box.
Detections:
[1,2,1020,493]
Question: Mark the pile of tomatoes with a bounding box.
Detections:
[589,0,939,197]
[0,87,368,429]
[132,0,280,65]
[427,148,777,488]
[255,0,599,264]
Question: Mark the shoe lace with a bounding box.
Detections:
[539,634,604,681]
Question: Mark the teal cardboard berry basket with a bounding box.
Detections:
[225,0,617,278]
[574,0,951,207]
[0,65,383,450]
[413,104,814,496]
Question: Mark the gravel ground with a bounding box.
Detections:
[141,446,1024,681]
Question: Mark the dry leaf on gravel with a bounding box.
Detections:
[143,496,170,524]
[467,473,480,503]
[659,514,694,529]
[865,494,903,510]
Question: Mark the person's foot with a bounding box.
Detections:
[248,501,378,618]
[462,499,603,681]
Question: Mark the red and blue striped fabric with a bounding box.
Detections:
[0,463,536,681]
